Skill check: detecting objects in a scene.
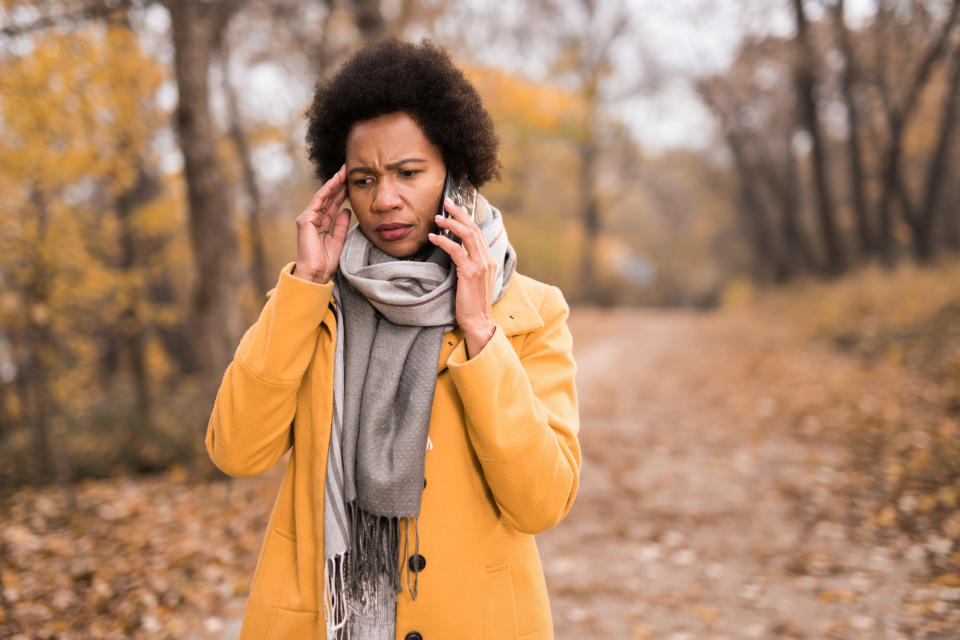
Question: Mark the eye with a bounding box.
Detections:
[400,169,420,178]
[352,176,373,187]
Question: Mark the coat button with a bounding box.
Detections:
[408,554,426,573]
[423,477,427,489]
[404,633,423,640]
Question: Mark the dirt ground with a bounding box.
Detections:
[535,308,955,640]
[199,306,958,640]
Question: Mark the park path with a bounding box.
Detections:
[536,308,933,639]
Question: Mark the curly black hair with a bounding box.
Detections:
[305,38,500,187]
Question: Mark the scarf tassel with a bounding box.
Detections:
[323,502,421,638]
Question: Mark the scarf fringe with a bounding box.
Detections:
[323,502,421,639]
[323,554,349,638]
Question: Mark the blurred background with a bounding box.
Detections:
[1,0,959,638]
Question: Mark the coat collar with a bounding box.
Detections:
[437,274,543,372]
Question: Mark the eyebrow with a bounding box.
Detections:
[347,158,428,175]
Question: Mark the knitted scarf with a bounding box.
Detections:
[320,194,516,640]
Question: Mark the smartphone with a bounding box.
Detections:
[438,172,478,242]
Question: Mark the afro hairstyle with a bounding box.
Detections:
[304,38,500,187]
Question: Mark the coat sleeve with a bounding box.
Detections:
[446,285,581,534]
[205,262,335,478]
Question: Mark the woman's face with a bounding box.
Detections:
[345,111,446,259]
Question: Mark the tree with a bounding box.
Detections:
[869,0,960,263]
[827,0,873,258]
[792,0,846,275]
[0,21,169,483]
[161,0,250,383]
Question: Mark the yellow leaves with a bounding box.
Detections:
[692,603,719,623]
[885,342,904,365]
[910,449,933,470]
[166,464,189,484]
[934,572,960,587]
[28,302,50,326]
[818,589,857,604]
[884,459,903,483]
[937,486,959,509]
[0,24,167,186]
[874,505,898,528]
[938,419,957,439]
[903,599,943,616]
[2,475,266,636]
[462,63,589,137]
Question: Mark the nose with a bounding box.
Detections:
[371,177,402,213]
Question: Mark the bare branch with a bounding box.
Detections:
[0,0,132,37]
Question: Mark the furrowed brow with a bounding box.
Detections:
[385,158,427,170]
[347,158,427,176]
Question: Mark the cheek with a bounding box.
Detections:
[412,185,442,220]
[347,189,372,221]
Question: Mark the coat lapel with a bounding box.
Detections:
[437,275,543,373]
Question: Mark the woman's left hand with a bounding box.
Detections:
[429,198,497,358]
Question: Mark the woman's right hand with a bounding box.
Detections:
[293,164,352,284]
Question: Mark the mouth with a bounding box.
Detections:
[375,223,413,241]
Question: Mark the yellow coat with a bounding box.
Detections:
[206,261,581,640]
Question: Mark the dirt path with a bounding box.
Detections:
[536,308,942,639]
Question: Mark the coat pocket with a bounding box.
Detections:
[269,608,318,640]
[482,562,519,640]
[241,528,317,640]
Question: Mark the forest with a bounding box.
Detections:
[1,1,959,638]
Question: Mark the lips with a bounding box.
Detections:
[375,223,413,241]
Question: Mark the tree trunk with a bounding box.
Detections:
[696,79,790,281]
[578,139,601,301]
[217,43,270,296]
[910,46,960,262]
[792,0,845,276]
[872,0,960,265]
[24,189,69,489]
[876,124,903,265]
[349,0,387,40]
[831,0,873,259]
[726,133,790,283]
[944,188,960,251]
[755,140,817,275]
[166,0,245,381]
[114,168,158,463]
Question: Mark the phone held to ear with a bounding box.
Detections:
[438,172,478,243]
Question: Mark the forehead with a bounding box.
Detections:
[345,112,442,164]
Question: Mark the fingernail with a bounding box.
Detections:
[435,214,442,219]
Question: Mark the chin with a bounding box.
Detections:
[370,235,430,260]
[387,241,429,259]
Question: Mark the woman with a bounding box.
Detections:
[205,38,580,640]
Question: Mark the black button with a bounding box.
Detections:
[423,477,427,489]
[405,633,423,640]
[408,554,426,573]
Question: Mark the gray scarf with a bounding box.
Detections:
[320,195,516,640]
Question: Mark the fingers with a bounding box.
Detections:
[427,230,469,267]
[436,198,490,264]
[305,164,347,215]
[434,212,472,244]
